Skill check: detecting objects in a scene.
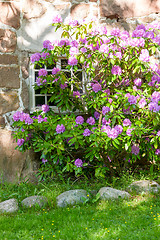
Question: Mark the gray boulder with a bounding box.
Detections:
[127,180,160,194]
[0,198,19,213]
[57,189,89,207]
[21,196,48,208]
[98,187,130,200]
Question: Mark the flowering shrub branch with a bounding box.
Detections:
[12,17,160,178]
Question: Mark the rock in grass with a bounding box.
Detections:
[0,198,19,213]
[57,189,89,207]
[127,180,160,194]
[98,187,130,200]
[21,196,48,208]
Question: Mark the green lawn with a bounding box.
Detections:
[0,176,160,240]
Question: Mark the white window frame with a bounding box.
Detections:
[29,57,86,113]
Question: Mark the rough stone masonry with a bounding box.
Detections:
[0,0,160,182]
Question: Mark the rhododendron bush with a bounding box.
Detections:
[13,17,160,178]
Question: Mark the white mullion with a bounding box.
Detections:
[82,70,86,94]
[71,67,73,91]
[57,59,61,69]
[30,64,36,112]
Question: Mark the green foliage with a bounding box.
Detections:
[12,19,160,179]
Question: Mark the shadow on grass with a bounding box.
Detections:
[0,192,160,240]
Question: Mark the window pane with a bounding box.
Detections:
[46,62,56,69]
[35,64,44,69]
[75,71,82,81]
[65,71,71,79]
[77,63,82,69]
[73,85,83,93]
[47,71,52,75]
[35,71,39,81]
[61,59,68,69]
[35,89,41,94]
[35,96,45,106]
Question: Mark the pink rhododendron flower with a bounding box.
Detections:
[73,91,80,98]
[123,119,131,127]
[60,83,67,89]
[52,67,60,75]
[75,158,83,167]
[128,95,137,105]
[17,138,25,147]
[68,57,78,66]
[102,106,110,115]
[69,47,79,56]
[111,65,122,75]
[83,128,91,136]
[92,83,102,93]
[138,98,147,108]
[126,128,134,136]
[42,104,50,113]
[38,69,48,76]
[52,15,62,23]
[43,40,53,50]
[86,117,95,125]
[134,78,142,87]
[42,158,48,164]
[94,111,100,120]
[30,53,41,63]
[56,124,65,134]
[75,116,84,125]
[131,145,140,155]
[99,44,109,53]
[139,49,150,62]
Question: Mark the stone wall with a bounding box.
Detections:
[0,0,160,182]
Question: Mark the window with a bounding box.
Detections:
[29,58,85,113]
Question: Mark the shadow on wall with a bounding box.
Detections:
[0,0,68,51]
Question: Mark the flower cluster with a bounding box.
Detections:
[83,128,91,136]
[13,112,33,125]
[111,65,122,75]
[74,158,83,167]
[92,83,102,93]
[101,124,123,139]
[56,124,65,134]
[68,57,78,66]
[102,106,110,115]
[30,53,41,63]
[76,116,84,125]
[42,104,50,113]
[86,117,95,125]
[131,145,140,155]
[17,138,25,147]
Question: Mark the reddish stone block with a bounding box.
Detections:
[0,129,39,183]
[21,0,46,19]
[0,2,20,29]
[100,0,160,19]
[71,3,90,19]
[0,54,18,65]
[0,90,19,115]
[0,66,20,88]
[0,29,17,53]
[54,4,71,12]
